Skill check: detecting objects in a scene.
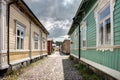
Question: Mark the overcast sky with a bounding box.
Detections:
[24,0,81,41]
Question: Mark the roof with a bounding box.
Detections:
[68,0,87,35]
[15,0,49,34]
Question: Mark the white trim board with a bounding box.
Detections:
[81,58,120,80]
[10,58,30,65]
[70,53,79,58]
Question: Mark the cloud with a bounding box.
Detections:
[62,0,74,6]
[24,0,81,41]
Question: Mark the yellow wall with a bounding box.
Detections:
[10,52,29,61]
[8,5,48,62]
[9,5,30,50]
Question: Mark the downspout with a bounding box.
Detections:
[73,17,81,60]
[7,0,18,66]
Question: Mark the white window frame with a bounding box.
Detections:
[34,33,39,49]
[80,21,87,49]
[16,23,25,50]
[40,30,42,50]
[42,37,46,50]
[94,0,116,51]
[43,41,46,50]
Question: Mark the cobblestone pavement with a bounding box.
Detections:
[19,52,82,80]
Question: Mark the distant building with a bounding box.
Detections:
[47,39,53,55]
[61,39,70,55]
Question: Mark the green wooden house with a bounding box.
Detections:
[68,0,120,79]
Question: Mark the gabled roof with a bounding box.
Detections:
[68,0,89,35]
[13,0,49,35]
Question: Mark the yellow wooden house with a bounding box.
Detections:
[0,0,49,70]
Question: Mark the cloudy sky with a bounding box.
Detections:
[24,0,81,41]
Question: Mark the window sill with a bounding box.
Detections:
[97,45,113,51]
[81,48,87,50]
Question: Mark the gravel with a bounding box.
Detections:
[18,52,82,80]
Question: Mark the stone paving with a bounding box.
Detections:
[18,52,82,80]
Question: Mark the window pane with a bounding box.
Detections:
[81,27,86,47]
[43,41,45,49]
[17,30,20,36]
[105,18,111,44]
[99,23,103,45]
[17,37,20,49]
[21,38,23,49]
[83,40,86,47]
[35,42,38,49]
[99,5,110,20]
[35,34,38,41]
[34,34,38,49]
[21,31,24,37]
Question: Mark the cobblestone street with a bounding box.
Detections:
[18,52,82,80]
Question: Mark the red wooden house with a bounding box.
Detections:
[47,39,53,55]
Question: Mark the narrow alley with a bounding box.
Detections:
[18,52,82,80]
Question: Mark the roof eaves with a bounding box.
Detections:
[68,0,84,35]
[20,0,49,35]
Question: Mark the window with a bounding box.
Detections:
[74,31,77,49]
[81,25,86,48]
[95,0,116,51]
[98,4,111,45]
[80,21,87,48]
[40,31,42,50]
[34,34,39,49]
[43,41,45,49]
[16,23,25,49]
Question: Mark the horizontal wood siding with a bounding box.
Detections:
[10,52,29,61]
[32,51,40,57]
[80,0,120,72]
[70,27,79,57]
[86,11,96,47]
[81,49,120,71]
[9,5,48,62]
[10,5,30,50]
[70,0,120,72]
[114,0,120,45]
[31,23,40,50]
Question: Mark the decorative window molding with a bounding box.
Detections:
[16,22,26,50]
[74,28,78,49]
[80,21,87,49]
[94,0,116,51]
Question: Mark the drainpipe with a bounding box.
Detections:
[7,0,18,66]
[73,17,81,59]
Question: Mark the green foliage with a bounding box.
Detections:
[3,58,46,80]
[55,41,62,46]
[69,56,74,60]
[73,63,101,80]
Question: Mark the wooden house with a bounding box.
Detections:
[0,0,49,70]
[61,39,70,55]
[47,39,53,55]
[68,0,120,79]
